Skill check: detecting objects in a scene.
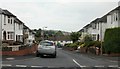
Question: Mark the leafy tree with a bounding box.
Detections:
[84,35,92,42]
[35,28,42,37]
[70,32,81,43]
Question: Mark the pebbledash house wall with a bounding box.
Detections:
[14,19,23,42]
[2,14,15,41]
[107,10,120,28]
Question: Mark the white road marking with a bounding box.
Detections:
[94,65,104,67]
[48,66,55,68]
[2,64,12,66]
[109,60,118,62]
[73,59,86,67]
[108,65,118,67]
[16,65,27,67]
[6,58,15,60]
[31,66,43,68]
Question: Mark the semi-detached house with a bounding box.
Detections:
[23,25,35,45]
[0,8,35,46]
[1,9,16,44]
[79,6,120,42]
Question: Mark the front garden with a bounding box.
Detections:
[63,27,120,56]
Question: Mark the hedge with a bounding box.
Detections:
[103,27,120,53]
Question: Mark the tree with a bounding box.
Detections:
[84,35,92,42]
[35,28,41,37]
[70,32,81,43]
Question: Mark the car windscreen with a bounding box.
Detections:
[40,42,54,46]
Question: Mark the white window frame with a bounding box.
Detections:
[7,32,14,40]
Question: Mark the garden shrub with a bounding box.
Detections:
[103,27,120,53]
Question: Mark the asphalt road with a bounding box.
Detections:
[2,48,120,69]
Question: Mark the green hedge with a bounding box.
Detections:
[103,27,120,53]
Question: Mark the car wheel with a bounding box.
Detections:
[40,54,44,57]
[36,51,39,57]
[52,53,56,58]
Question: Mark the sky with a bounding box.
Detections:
[0,0,120,32]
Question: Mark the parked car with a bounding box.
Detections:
[36,40,57,58]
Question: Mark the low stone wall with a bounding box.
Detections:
[1,44,38,56]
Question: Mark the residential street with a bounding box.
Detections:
[2,48,119,69]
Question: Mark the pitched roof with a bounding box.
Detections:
[2,10,16,17]
[107,6,120,15]
[78,29,84,32]
[91,18,100,24]
[14,18,23,24]
[83,24,91,29]
[98,15,107,22]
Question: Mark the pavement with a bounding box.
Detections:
[74,50,120,62]
[2,54,36,61]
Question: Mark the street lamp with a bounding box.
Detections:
[100,23,103,55]
[41,27,47,40]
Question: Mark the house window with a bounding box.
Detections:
[8,16,10,23]
[92,23,96,29]
[11,19,12,24]
[8,19,10,23]
[92,34,96,41]
[4,16,6,25]
[116,13,118,21]
[16,35,21,41]
[7,32,14,40]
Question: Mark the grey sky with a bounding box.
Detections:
[0,0,119,32]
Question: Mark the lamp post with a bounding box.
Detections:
[41,27,47,40]
[100,23,103,55]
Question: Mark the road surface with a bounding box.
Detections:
[2,48,119,69]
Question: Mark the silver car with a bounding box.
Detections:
[36,40,57,58]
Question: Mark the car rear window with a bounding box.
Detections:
[40,42,54,46]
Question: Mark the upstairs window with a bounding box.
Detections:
[11,19,12,24]
[4,16,6,25]
[92,23,96,29]
[8,16,10,23]
[8,19,10,23]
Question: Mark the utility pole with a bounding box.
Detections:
[41,27,47,40]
